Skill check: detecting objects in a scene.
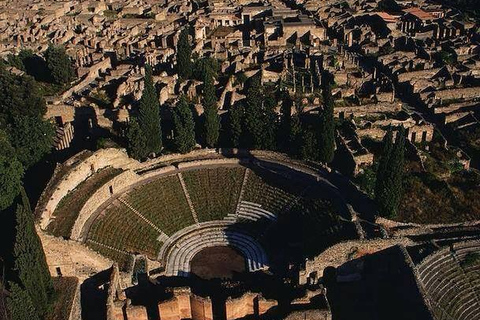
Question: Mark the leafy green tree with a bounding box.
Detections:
[0,67,54,168]
[375,127,406,218]
[12,190,53,317]
[45,44,75,84]
[318,71,335,163]
[138,65,162,155]
[0,131,24,211]
[173,96,196,153]
[6,282,40,320]
[177,28,192,80]
[202,70,220,147]
[126,117,148,160]
[8,116,54,169]
[226,104,243,148]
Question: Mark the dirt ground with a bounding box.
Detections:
[38,228,114,282]
[190,246,246,279]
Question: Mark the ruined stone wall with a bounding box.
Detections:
[61,57,113,99]
[257,296,278,315]
[334,102,402,117]
[225,292,256,320]
[299,238,414,284]
[190,295,213,320]
[158,297,181,320]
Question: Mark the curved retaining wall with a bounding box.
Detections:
[41,148,334,243]
[38,148,137,229]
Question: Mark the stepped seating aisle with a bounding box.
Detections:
[242,169,305,215]
[416,242,480,320]
[86,201,162,269]
[182,167,245,222]
[126,175,195,235]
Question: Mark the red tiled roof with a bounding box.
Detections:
[403,7,434,21]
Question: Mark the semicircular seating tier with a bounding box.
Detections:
[83,164,352,272]
[416,241,480,320]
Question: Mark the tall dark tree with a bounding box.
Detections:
[12,190,53,317]
[193,57,219,81]
[226,104,243,148]
[278,91,294,152]
[126,117,148,160]
[138,65,162,156]
[177,28,192,80]
[45,44,75,85]
[0,131,23,211]
[173,95,196,153]
[202,70,220,148]
[0,67,54,168]
[289,114,302,157]
[243,73,264,149]
[318,71,336,163]
[6,282,40,320]
[300,126,318,161]
[375,127,406,218]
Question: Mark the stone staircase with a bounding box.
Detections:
[177,173,200,224]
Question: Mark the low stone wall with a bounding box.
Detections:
[299,238,414,284]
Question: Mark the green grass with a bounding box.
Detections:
[47,167,123,238]
[243,169,306,214]
[86,201,162,265]
[183,167,245,222]
[127,175,195,235]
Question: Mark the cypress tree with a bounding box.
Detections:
[126,117,148,160]
[12,190,53,317]
[278,91,293,152]
[226,104,243,148]
[243,73,264,149]
[6,282,40,320]
[318,71,336,163]
[138,65,162,156]
[173,95,196,154]
[262,95,277,150]
[300,126,318,161]
[177,28,192,80]
[289,114,302,156]
[375,127,406,218]
[202,69,220,148]
[0,131,23,211]
[375,129,394,199]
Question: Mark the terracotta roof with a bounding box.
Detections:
[376,11,398,23]
[403,7,434,21]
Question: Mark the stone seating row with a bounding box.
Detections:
[235,201,277,222]
[163,225,268,276]
[417,244,480,320]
